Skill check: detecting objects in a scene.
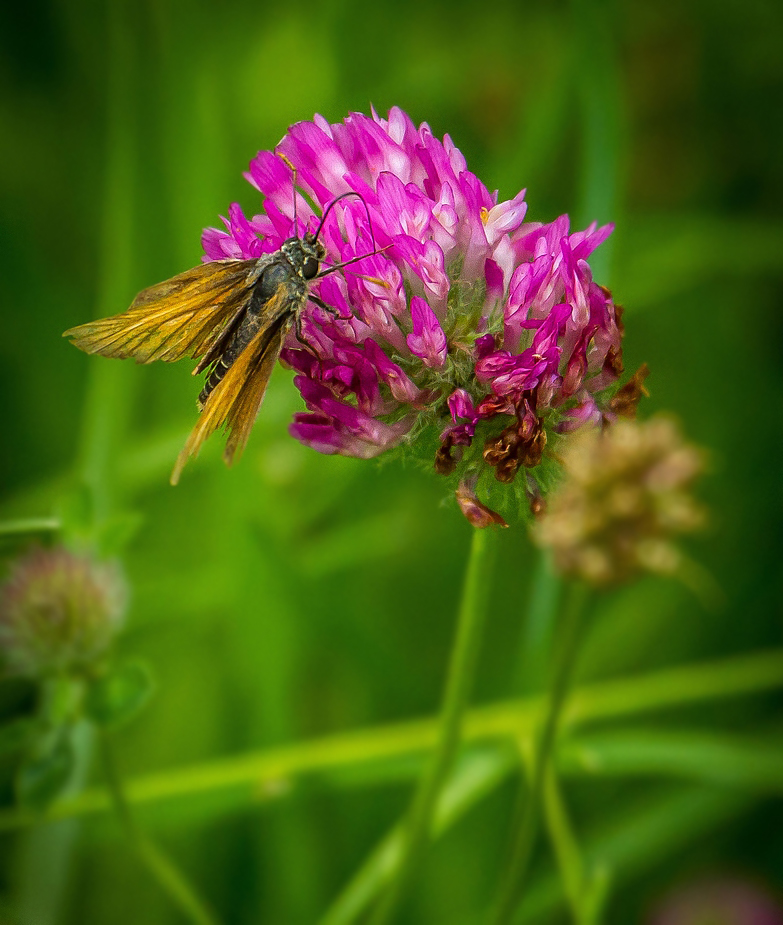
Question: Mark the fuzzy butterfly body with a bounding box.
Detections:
[64,232,327,484]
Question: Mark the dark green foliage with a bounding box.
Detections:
[16,733,75,810]
[85,661,154,730]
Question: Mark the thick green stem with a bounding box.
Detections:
[369,526,499,925]
[99,733,220,925]
[489,581,589,925]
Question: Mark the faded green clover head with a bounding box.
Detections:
[0,546,127,678]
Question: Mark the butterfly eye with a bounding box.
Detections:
[302,256,319,280]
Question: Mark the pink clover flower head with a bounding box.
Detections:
[203,108,630,524]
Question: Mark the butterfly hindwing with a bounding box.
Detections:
[170,285,295,484]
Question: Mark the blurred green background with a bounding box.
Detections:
[1,0,782,923]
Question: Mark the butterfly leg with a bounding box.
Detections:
[294,295,345,351]
[308,294,342,318]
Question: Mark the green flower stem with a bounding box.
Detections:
[99,732,219,925]
[489,581,589,925]
[2,648,783,833]
[369,526,500,925]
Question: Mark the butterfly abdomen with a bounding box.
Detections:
[196,261,304,410]
[198,312,262,408]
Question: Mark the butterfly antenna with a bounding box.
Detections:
[314,191,377,254]
[314,191,381,280]
[276,152,299,237]
[317,244,393,279]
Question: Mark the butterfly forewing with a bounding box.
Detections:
[64,259,261,364]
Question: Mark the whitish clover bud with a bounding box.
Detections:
[0,547,127,678]
[533,417,705,586]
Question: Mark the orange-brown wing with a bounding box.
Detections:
[170,290,294,485]
[63,259,261,364]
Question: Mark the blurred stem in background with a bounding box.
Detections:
[76,1,219,918]
[13,3,214,922]
[514,552,561,696]
[490,3,624,913]
[495,4,624,916]
[368,526,500,925]
[543,767,611,924]
[3,647,782,836]
[570,0,625,281]
[75,4,139,537]
[0,519,62,540]
[489,582,589,925]
[98,732,219,925]
[14,0,140,919]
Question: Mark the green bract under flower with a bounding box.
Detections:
[204,107,630,522]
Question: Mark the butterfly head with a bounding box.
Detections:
[281,233,327,281]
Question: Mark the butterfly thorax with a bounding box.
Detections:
[197,236,325,409]
[280,233,327,280]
